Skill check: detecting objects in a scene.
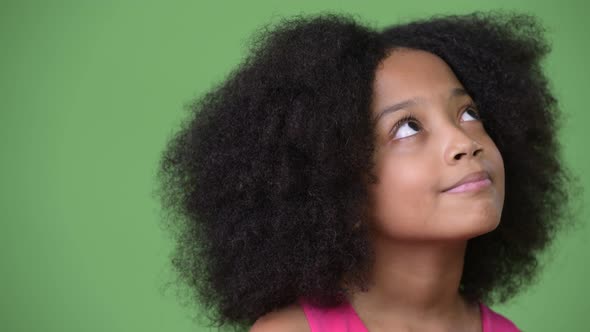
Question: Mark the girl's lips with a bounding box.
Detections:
[442,170,490,192]
[445,178,492,193]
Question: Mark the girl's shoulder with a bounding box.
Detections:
[297,297,368,332]
[480,302,522,331]
[250,297,361,332]
[249,303,310,332]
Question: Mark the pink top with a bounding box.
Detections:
[298,297,520,332]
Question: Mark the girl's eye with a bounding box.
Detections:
[390,114,421,140]
[389,103,482,141]
[461,104,481,122]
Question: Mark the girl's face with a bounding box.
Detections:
[368,48,505,241]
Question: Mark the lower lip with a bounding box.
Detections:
[445,178,492,193]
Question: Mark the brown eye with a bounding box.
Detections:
[461,104,481,122]
[391,114,421,140]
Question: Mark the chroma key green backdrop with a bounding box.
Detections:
[1,1,588,331]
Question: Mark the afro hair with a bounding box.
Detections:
[155,10,581,330]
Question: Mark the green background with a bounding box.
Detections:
[2,0,588,331]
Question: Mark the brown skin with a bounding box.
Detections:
[251,48,505,332]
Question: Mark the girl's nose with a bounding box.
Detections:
[443,130,484,165]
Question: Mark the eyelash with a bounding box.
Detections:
[389,103,482,138]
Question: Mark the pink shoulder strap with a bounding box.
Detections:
[298,297,369,332]
[479,302,521,332]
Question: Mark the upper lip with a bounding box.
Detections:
[443,170,490,192]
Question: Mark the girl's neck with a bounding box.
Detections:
[346,237,480,331]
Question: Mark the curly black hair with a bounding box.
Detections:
[155,10,581,330]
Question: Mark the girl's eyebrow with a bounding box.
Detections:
[373,87,469,124]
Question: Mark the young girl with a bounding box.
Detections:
[156,10,578,332]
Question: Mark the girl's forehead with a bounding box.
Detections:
[374,49,461,91]
[372,50,468,114]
